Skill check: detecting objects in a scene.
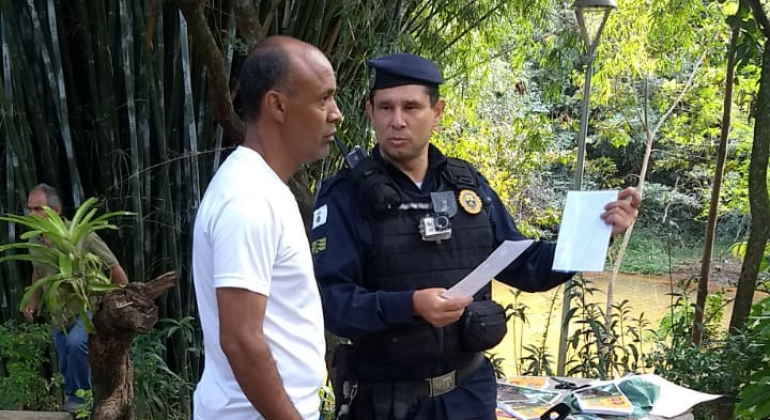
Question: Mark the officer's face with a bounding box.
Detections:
[367,85,444,166]
[281,50,343,165]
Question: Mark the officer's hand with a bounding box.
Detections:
[412,288,472,328]
[601,187,641,236]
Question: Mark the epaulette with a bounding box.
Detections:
[315,171,351,198]
[444,158,480,190]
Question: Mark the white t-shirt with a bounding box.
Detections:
[192,146,326,420]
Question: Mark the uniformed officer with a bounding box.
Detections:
[311,53,641,420]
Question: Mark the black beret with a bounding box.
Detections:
[367,53,443,91]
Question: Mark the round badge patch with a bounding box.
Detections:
[458,189,482,214]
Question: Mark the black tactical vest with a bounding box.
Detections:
[352,157,496,380]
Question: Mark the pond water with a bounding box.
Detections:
[488,272,745,376]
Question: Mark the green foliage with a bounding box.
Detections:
[562,275,654,379]
[319,384,335,420]
[648,294,769,419]
[502,288,532,375]
[513,288,560,377]
[73,389,93,419]
[735,296,770,418]
[731,240,770,274]
[620,230,735,275]
[505,275,655,379]
[435,55,564,237]
[0,198,132,332]
[131,317,197,420]
[486,352,508,379]
[0,321,61,410]
[653,277,729,345]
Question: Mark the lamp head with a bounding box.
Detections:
[571,0,618,10]
[572,0,617,53]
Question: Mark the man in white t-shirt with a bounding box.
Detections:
[192,35,342,420]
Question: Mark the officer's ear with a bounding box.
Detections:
[365,98,374,120]
[264,90,288,123]
[432,99,445,123]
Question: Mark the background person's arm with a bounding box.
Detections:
[23,268,42,321]
[109,264,128,285]
[85,232,128,285]
[217,287,302,420]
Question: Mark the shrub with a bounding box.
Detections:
[0,320,61,410]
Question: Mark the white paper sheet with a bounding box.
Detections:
[552,190,617,272]
[638,374,723,418]
[640,374,722,418]
[582,374,721,419]
[442,239,534,299]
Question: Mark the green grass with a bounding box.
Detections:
[618,231,735,275]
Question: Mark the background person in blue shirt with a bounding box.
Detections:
[311,53,641,420]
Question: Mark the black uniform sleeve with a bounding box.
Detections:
[479,179,575,292]
[311,177,415,339]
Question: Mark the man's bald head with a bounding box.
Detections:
[239,36,324,122]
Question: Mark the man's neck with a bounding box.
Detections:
[381,148,430,184]
[393,159,429,184]
[242,137,295,184]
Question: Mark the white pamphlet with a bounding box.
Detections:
[638,374,722,418]
[442,240,534,299]
[552,190,617,272]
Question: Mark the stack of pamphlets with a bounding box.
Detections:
[573,382,634,416]
[496,382,565,420]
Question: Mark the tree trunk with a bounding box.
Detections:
[89,272,178,420]
[729,42,770,332]
[604,53,706,322]
[692,26,739,345]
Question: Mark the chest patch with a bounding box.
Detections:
[458,189,482,215]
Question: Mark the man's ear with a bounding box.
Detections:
[264,90,287,123]
[365,99,373,120]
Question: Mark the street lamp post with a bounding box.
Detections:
[556,0,617,377]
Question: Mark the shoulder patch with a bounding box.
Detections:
[312,204,328,230]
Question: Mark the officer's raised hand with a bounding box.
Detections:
[601,187,641,236]
[412,288,473,328]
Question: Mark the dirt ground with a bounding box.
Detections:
[667,256,744,287]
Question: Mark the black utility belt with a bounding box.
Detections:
[362,352,484,399]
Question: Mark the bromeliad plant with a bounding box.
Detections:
[0,197,133,332]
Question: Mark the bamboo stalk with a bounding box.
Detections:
[119,0,147,280]
[1,1,54,185]
[212,16,236,173]
[179,11,201,213]
[29,0,84,205]
[178,15,200,394]
[132,0,153,268]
